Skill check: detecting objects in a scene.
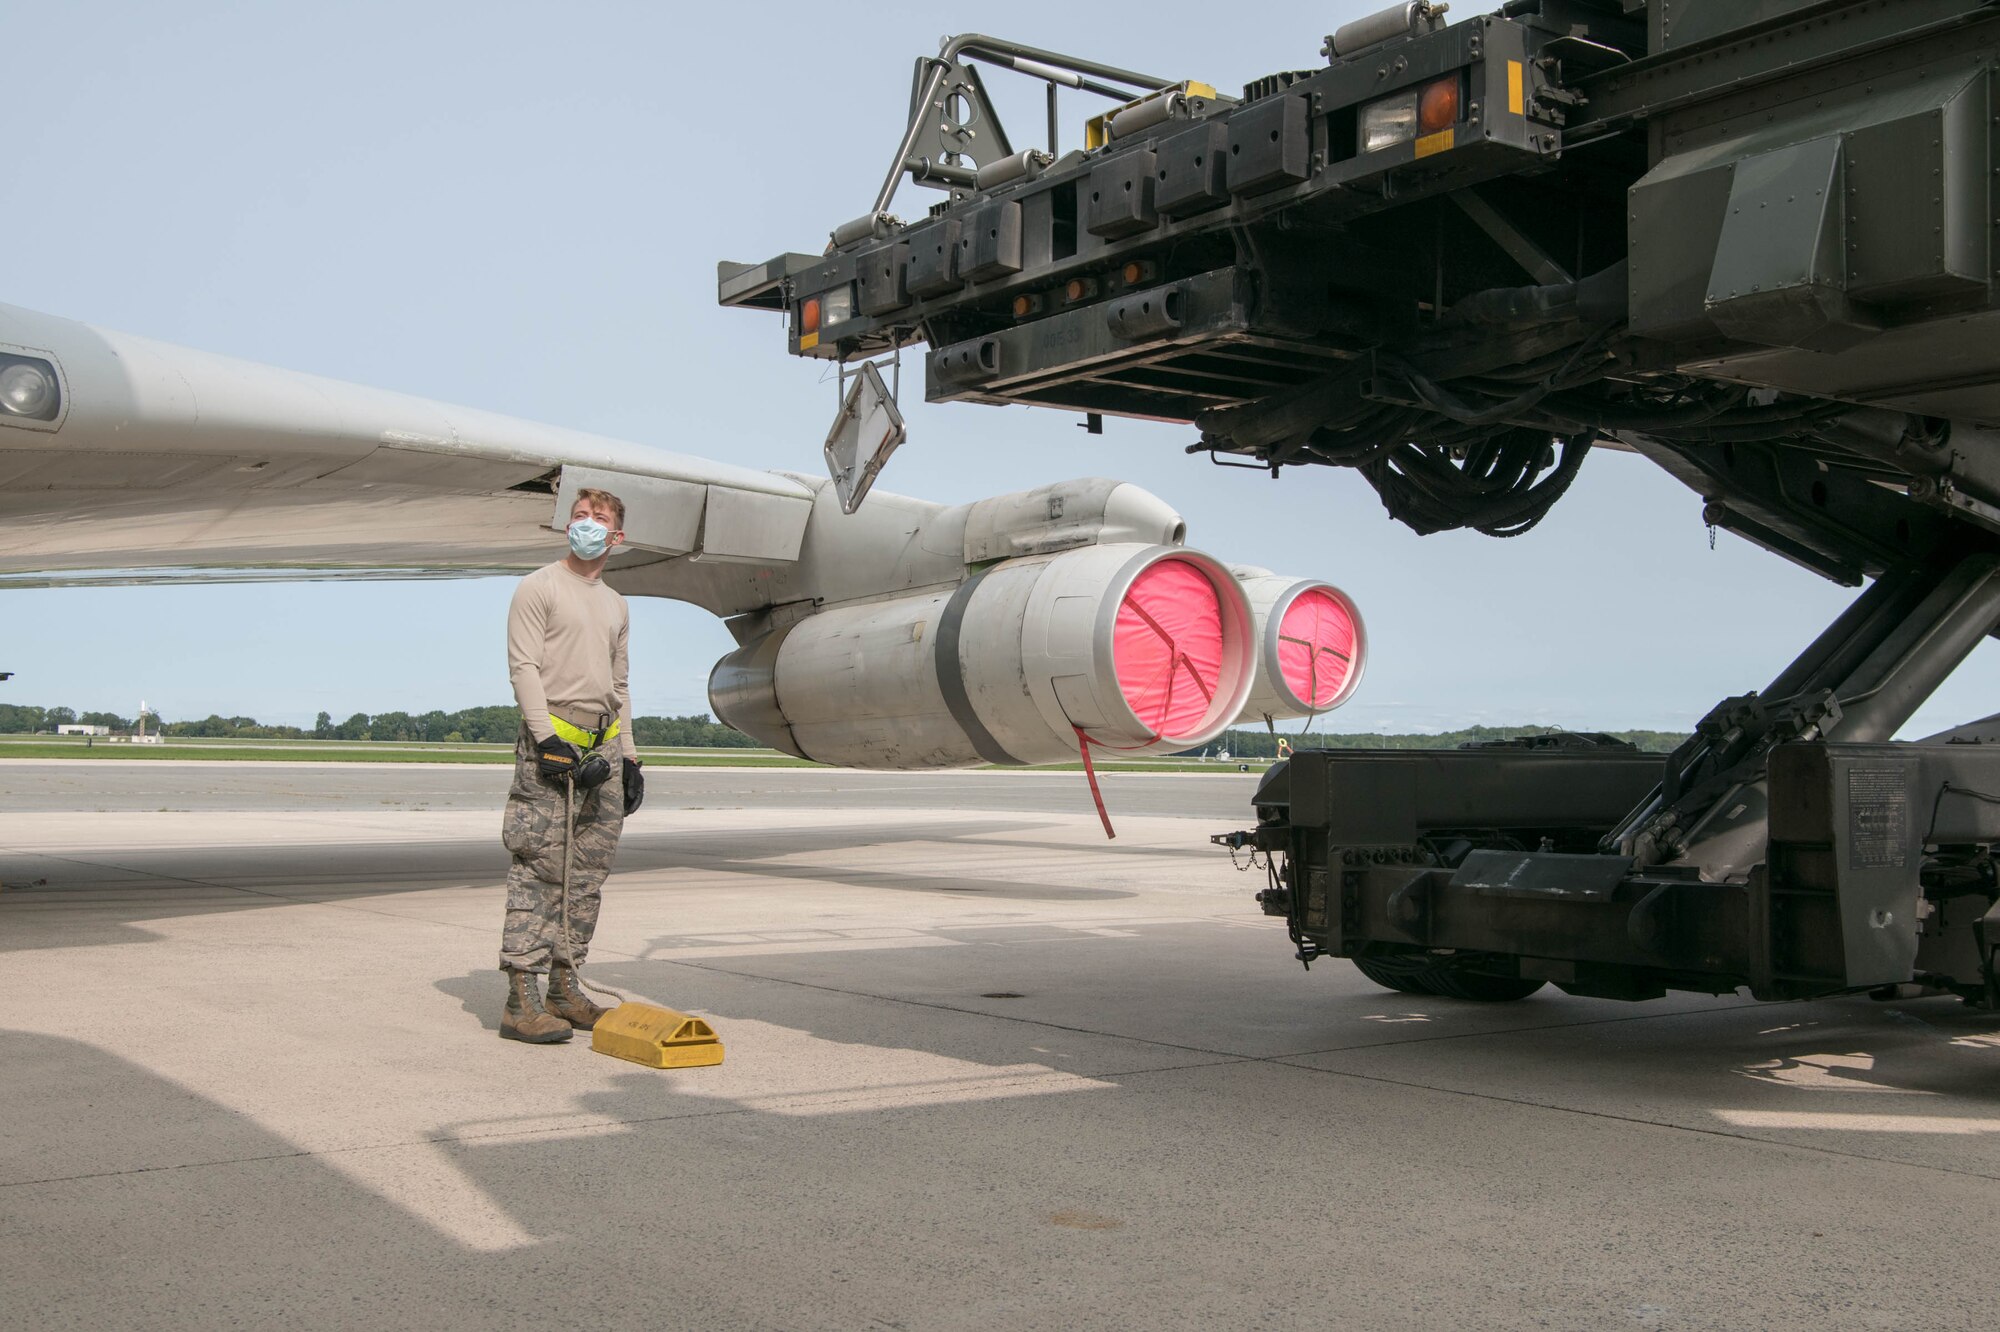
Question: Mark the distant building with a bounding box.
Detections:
[57,724,111,736]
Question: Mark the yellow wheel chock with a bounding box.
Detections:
[591,1002,725,1069]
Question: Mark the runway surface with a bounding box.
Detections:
[4,763,1997,1330]
[0,758,1260,817]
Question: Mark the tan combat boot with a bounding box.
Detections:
[500,968,573,1044]
[545,962,612,1030]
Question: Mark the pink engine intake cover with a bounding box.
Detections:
[1277,588,1356,708]
[1113,559,1223,738]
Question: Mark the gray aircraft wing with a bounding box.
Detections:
[0,302,814,591]
[0,299,1364,761]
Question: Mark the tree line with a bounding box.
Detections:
[0,703,760,747]
[0,705,138,733]
[3,704,1683,753]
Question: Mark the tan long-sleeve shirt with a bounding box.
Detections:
[507,561,637,760]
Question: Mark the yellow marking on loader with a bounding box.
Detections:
[1414,128,1456,159]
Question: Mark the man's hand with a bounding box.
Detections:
[535,734,582,781]
[622,757,645,816]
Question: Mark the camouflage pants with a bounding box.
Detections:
[498,724,624,973]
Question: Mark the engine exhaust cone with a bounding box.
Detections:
[590,1002,725,1069]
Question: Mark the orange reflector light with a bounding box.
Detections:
[1065,279,1087,302]
[800,297,821,335]
[1123,262,1144,285]
[1419,77,1460,135]
[1013,295,1034,317]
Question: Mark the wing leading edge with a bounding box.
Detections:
[0,302,813,587]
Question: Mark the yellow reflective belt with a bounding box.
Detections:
[549,715,619,749]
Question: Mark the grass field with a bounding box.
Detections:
[0,734,1264,775]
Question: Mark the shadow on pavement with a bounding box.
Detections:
[436,969,507,1034]
[1,816,1159,954]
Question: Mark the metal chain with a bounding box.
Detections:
[1227,844,1266,872]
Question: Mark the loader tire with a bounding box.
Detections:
[1351,955,1440,995]
[1421,959,1546,1002]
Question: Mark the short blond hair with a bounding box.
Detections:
[571,487,625,529]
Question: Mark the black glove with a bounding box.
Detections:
[575,752,615,789]
[622,757,645,816]
[535,733,582,781]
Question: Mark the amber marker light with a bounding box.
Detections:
[1419,76,1460,134]
[800,297,822,336]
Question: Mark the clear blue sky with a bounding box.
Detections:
[4,1,1992,737]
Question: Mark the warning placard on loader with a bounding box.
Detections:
[1847,767,1909,870]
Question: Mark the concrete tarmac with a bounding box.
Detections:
[0,758,1261,817]
[3,763,1997,1331]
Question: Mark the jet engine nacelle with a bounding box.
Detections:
[711,543,1255,768]
[1232,568,1367,722]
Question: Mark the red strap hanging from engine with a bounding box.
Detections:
[1074,726,1116,840]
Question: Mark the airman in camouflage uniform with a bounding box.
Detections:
[497,486,643,1045]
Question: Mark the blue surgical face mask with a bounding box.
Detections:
[567,517,611,560]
